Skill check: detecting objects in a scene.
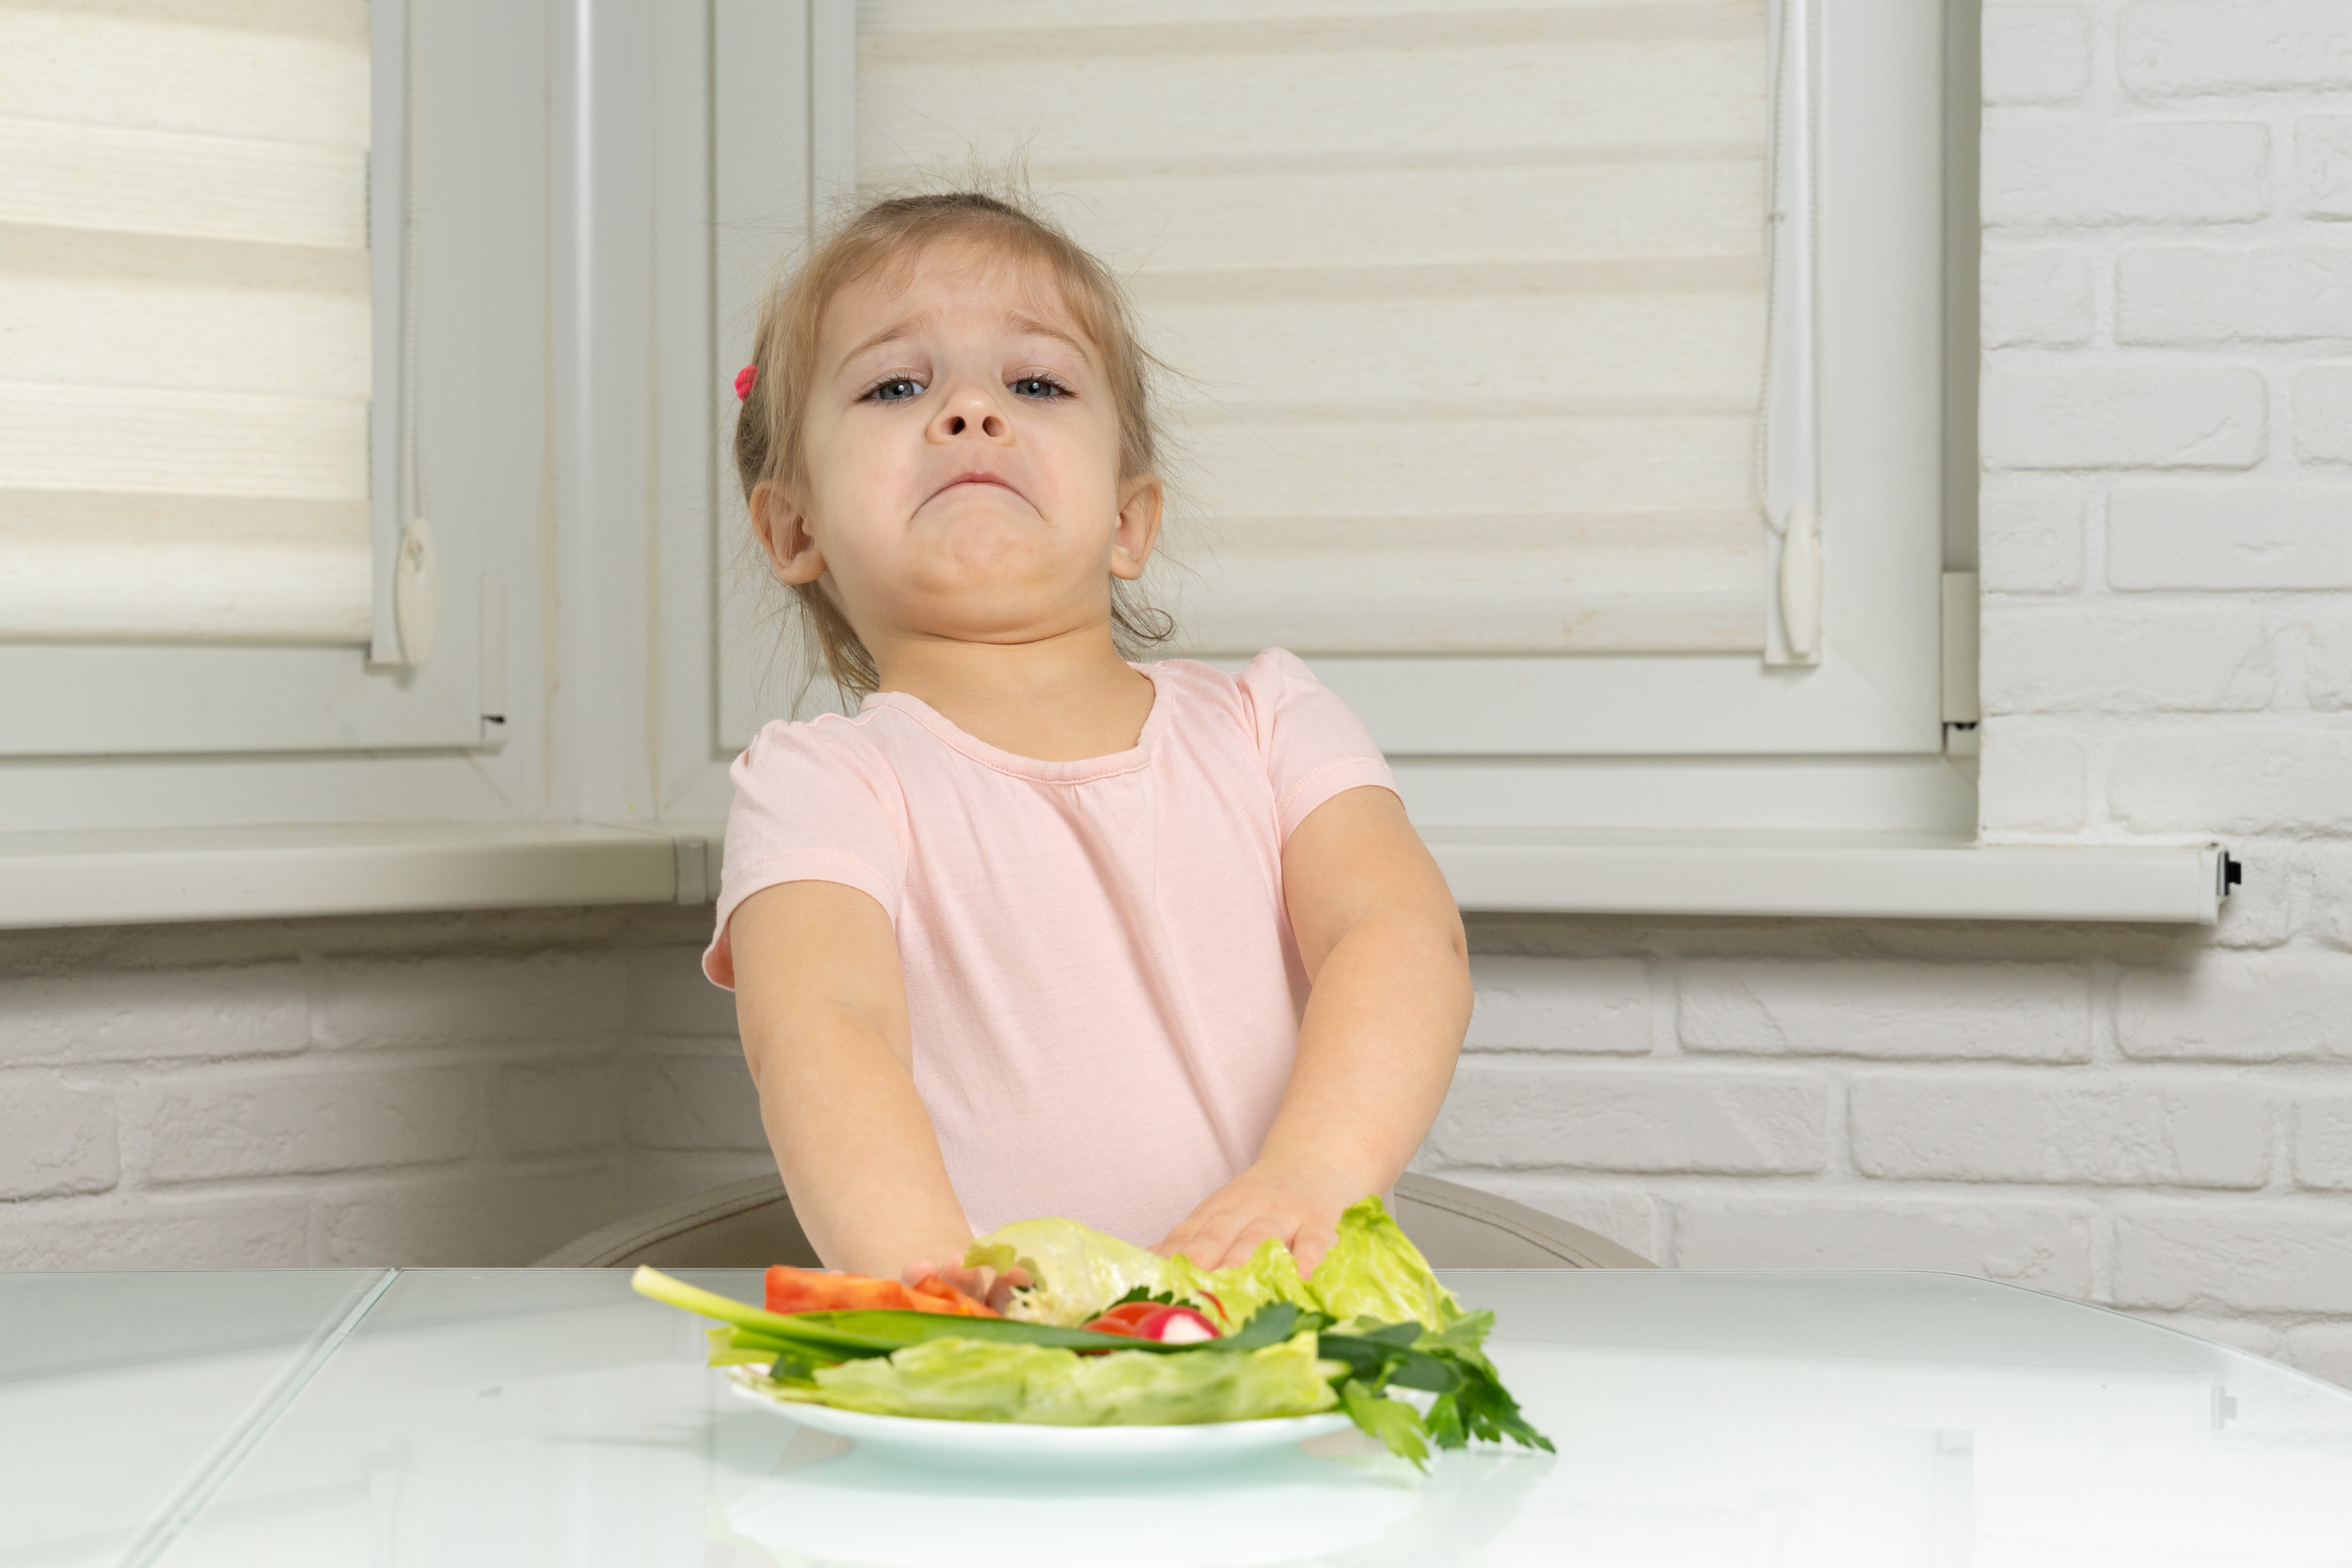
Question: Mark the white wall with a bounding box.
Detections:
[0,908,770,1269]
[4,0,2349,1392]
[1978,0,2352,1375]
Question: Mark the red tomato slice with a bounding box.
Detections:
[763,1266,994,1318]
[1080,1301,1162,1338]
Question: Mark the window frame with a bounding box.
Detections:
[0,0,500,764]
[707,0,1962,839]
[1307,0,1947,763]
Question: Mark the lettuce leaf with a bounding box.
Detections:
[963,1219,1169,1327]
[1163,1239,1320,1329]
[966,1195,1454,1332]
[1308,1196,1460,1331]
[750,1329,1343,1426]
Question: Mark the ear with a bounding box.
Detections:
[1108,474,1163,581]
[751,482,827,586]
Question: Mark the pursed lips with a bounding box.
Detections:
[930,470,1022,504]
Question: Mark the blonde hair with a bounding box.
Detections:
[734,189,1173,697]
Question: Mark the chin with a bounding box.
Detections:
[925,600,1078,641]
[927,534,1082,599]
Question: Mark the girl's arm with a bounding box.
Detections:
[730,880,981,1282]
[1154,784,1471,1275]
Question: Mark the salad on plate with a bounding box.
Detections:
[634,1196,1550,1465]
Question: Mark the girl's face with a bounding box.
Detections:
[762,240,1161,657]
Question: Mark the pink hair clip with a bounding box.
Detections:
[734,363,758,401]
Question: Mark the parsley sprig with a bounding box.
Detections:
[1286,1304,1553,1466]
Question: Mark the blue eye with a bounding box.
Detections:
[867,376,924,403]
[1010,375,1067,400]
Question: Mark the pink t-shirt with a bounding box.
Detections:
[703,649,1396,1244]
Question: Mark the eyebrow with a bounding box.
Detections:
[1004,310,1094,364]
[832,308,1096,376]
[834,309,936,373]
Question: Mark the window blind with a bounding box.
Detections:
[0,0,373,644]
[859,0,1772,656]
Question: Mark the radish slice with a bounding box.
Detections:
[1137,1306,1219,1343]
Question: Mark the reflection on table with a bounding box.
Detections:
[0,1269,385,1567]
[7,1267,2349,1567]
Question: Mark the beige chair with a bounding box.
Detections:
[534,1171,1654,1271]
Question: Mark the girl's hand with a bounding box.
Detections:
[901,1258,1031,1314]
[1151,1158,1369,1277]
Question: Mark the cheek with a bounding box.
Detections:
[806,425,909,525]
[1040,414,1127,511]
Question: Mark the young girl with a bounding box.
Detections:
[705,191,1471,1300]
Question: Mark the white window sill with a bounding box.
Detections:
[0,822,719,930]
[0,824,2230,930]
[1426,829,2232,926]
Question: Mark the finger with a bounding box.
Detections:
[1179,1211,1257,1272]
[1153,1199,1222,1261]
[900,1259,937,1288]
[1292,1219,1341,1279]
[1211,1216,1284,1272]
[985,1270,1029,1314]
[1154,1209,1221,1265]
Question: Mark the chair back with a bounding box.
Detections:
[534,1174,818,1270]
[1392,1173,1655,1269]
[534,1171,1655,1271]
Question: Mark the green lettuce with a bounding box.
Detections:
[963,1218,1170,1326]
[1162,1239,1321,1329]
[967,1196,1454,1331]
[753,1329,1342,1426]
[1308,1196,1460,1330]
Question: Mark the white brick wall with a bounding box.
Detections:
[1978,0,2352,993]
[0,908,757,1270]
[1406,924,2352,1385]
[5,0,2352,1398]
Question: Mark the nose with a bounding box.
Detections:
[928,377,1009,443]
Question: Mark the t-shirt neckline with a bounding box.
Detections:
[857,661,1171,784]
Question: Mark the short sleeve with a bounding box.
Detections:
[702,720,907,990]
[1235,648,1399,842]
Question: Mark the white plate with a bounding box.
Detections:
[726,1381,1351,1473]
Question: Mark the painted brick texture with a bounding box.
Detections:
[1677,960,2090,1061]
[1966,0,2352,1386]
[0,909,722,1271]
[1425,1062,1829,1175]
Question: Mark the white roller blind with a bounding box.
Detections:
[0,0,373,644]
[859,0,1771,656]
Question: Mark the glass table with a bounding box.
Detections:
[0,1269,388,1568]
[4,1267,2348,1567]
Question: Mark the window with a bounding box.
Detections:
[716,0,1964,842]
[0,0,495,768]
[0,1,2217,927]
[0,12,372,649]
[0,1,722,924]
[864,6,1779,663]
